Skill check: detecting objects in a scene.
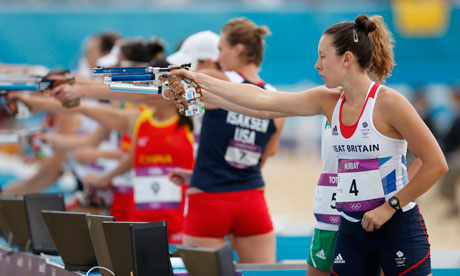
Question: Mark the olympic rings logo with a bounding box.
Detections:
[349,203,362,210]
[329,216,340,224]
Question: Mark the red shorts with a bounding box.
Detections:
[109,192,133,221]
[128,185,187,244]
[183,189,273,238]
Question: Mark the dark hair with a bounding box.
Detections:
[222,18,271,66]
[178,114,194,132]
[150,58,170,68]
[146,37,166,62]
[95,32,121,54]
[119,39,151,63]
[324,14,395,82]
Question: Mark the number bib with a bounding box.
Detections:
[313,173,341,225]
[133,167,180,210]
[111,169,134,194]
[225,139,262,169]
[336,158,385,212]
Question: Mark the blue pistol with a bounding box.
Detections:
[0,72,80,108]
[93,63,204,116]
[93,63,191,95]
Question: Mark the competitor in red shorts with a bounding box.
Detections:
[169,22,285,263]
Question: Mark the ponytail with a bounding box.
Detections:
[177,112,194,132]
[368,15,395,82]
[324,14,395,82]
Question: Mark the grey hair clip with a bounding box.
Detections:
[353,29,358,43]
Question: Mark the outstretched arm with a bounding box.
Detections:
[7,92,64,114]
[77,102,139,134]
[52,82,163,104]
[168,69,340,117]
[42,125,110,149]
[197,68,292,118]
[9,93,139,134]
[203,89,293,119]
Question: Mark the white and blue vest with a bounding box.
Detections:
[330,82,415,222]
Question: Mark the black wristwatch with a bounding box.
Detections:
[389,196,402,212]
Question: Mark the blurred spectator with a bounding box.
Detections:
[117,37,167,67]
[76,32,121,78]
[412,84,440,140]
[3,32,120,197]
[118,38,151,67]
[439,82,460,216]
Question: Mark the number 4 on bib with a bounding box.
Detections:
[349,179,359,196]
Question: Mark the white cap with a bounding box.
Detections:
[167,30,219,65]
[97,44,120,67]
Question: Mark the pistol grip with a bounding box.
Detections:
[63,98,80,108]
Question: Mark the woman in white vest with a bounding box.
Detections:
[168,14,447,276]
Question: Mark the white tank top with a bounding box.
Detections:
[313,116,340,231]
[330,82,415,222]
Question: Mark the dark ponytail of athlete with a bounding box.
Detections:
[324,14,395,82]
[177,112,194,132]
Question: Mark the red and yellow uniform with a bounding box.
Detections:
[131,108,194,244]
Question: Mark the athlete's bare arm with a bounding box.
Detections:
[197,68,293,119]
[41,125,110,149]
[169,69,341,119]
[52,82,161,103]
[260,118,285,168]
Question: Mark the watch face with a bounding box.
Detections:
[390,198,398,206]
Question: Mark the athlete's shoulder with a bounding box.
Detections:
[376,85,410,108]
[298,85,341,119]
[325,86,343,97]
[223,71,243,83]
[375,85,414,123]
[376,84,398,96]
[312,85,343,104]
[301,85,342,96]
